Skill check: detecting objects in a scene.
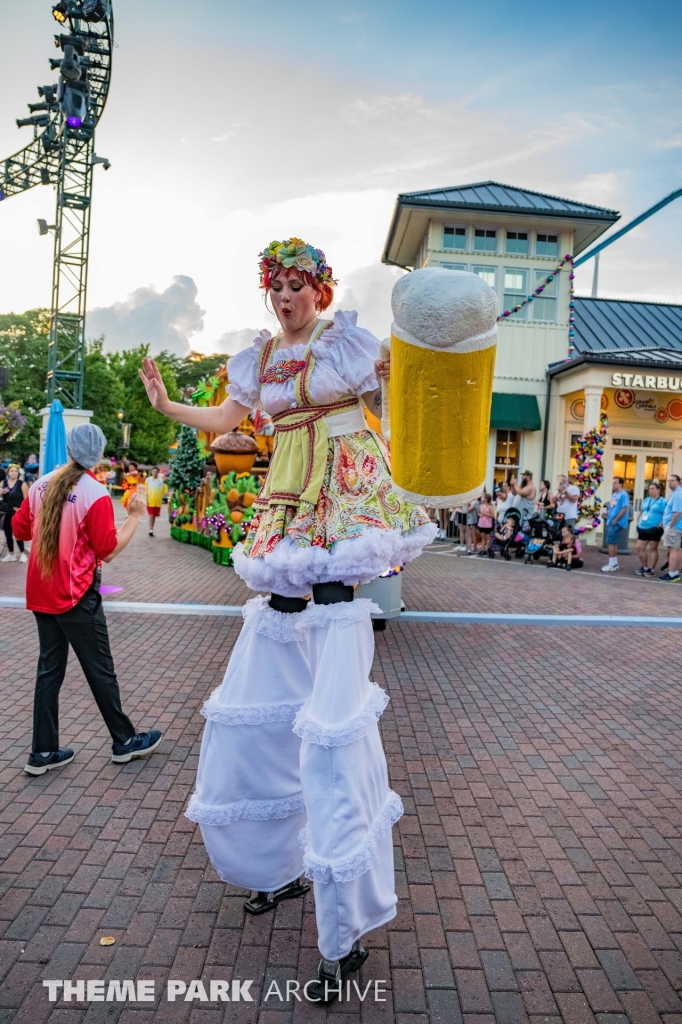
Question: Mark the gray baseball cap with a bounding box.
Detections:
[66,423,107,469]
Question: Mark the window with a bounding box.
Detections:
[531,270,557,322]
[473,228,497,253]
[443,226,466,250]
[494,430,520,487]
[472,265,496,290]
[611,438,673,450]
[568,433,582,484]
[505,231,528,255]
[502,268,528,319]
[441,262,467,271]
[536,233,559,257]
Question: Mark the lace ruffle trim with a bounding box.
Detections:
[299,789,404,883]
[201,691,305,726]
[309,310,358,353]
[292,683,389,748]
[242,595,305,642]
[296,599,382,630]
[186,791,305,825]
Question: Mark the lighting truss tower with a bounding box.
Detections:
[0,0,114,408]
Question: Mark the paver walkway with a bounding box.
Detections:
[2,512,682,1023]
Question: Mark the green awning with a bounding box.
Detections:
[490,392,542,431]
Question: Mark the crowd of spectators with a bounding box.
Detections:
[434,470,682,581]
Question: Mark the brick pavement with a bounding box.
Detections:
[2,506,682,618]
[2,515,682,1022]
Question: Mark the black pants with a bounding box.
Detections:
[32,585,134,753]
[3,513,24,553]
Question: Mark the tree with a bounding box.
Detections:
[107,345,180,464]
[159,351,228,393]
[0,309,50,462]
[168,425,204,493]
[83,338,125,454]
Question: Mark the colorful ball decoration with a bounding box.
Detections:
[575,411,608,533]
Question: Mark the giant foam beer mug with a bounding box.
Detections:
[388,267,497,507]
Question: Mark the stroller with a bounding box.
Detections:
[491,507,525,560]
[524,510,567,563]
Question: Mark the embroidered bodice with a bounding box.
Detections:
[227,311,380,416]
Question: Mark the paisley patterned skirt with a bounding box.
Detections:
[242,430,431,558]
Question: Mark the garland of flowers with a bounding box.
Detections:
[497,254,576,356]
[0,402,27,443]
[573,411,608,533]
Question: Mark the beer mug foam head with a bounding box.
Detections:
[391,267,497,351]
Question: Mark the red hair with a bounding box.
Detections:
[262,264,334,312]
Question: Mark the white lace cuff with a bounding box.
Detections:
[296,599,382,631]
[243,594,306,642]
[292,683,389,747]
[186,791,306,825]
[200,692,306,726]
[298,790,404,883]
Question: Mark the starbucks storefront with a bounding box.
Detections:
[547,354,682,540]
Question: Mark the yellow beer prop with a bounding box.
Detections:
[388,268,497,508]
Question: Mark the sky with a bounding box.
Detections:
[1,0,681,355]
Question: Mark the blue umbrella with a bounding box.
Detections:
[43,399,68,475]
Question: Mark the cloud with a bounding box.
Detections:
[333,262,406,341]
[213,327,263,355]
[87,275,205,356]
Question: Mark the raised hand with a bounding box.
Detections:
[127,486,148,519]
[139,358,170,413]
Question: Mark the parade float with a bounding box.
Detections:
[168,416,263,567]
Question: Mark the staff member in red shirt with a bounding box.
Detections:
[13,423,162,776]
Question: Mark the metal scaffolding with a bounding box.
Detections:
[1,1,114,408]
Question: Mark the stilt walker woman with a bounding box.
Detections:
[139,239,436,999]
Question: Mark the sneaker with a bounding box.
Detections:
[565,563,572,571]
[658,573,681,583]
[643,568,656,576]
[634,566,647,576]
[111,729,162,764]
[661,562,669,572]
[456,545,467,551]
[546,561,556,568]
[1,554,17,562]
[148,531,154,537]
[24,748,74,776]
[601,563,619,572]
[19,552,28,563]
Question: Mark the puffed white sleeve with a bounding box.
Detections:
[313,310,380,395]
[226,336,264,408]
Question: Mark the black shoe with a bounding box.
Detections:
[661,562,669,572]
[546,560,556,568]
[565,563,572,571]
[306,942,370,1004]
[24,748,74,776]
[244,878,310,915]
[658,573,681,583]
[111,729,162,764]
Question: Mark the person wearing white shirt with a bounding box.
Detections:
[556,474,580,527]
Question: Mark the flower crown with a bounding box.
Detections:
[258,238,338,288]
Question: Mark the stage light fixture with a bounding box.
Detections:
[81,0,109,21]
[40,168,51,185]
[60,44,81,81]
[91,153,111,170]
[16,114,50,128]
[38,85,59,104]
[52,3,68,24]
